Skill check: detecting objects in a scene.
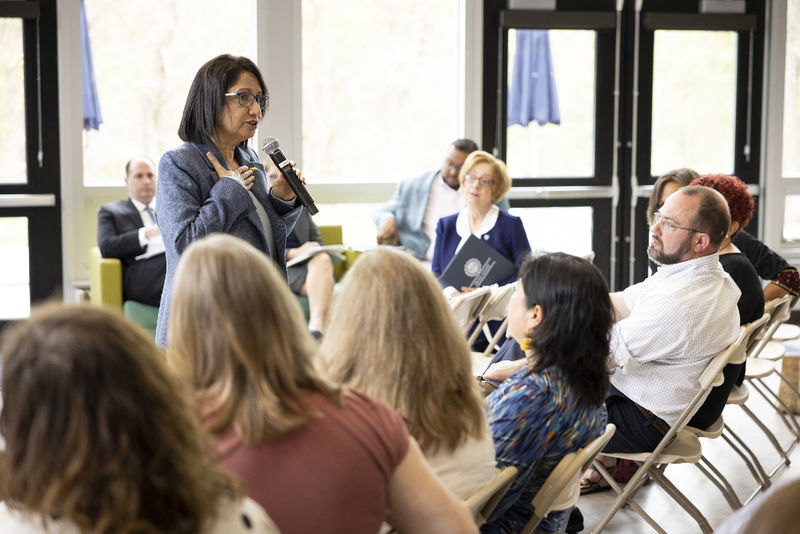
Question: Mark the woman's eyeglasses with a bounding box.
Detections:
[225,92,269,113]
[464,174,495,188]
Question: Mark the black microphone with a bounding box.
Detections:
[261,137,318,215]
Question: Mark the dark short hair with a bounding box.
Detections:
[680,185,731,247]
[452,138,479,154]
[519,253,612,407]
[124,156,155,177]
[178,54,268,148]
[647,168,699,226]
[690,174,753,239]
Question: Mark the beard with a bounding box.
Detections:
[648,234,693,266]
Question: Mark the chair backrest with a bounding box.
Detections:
[482,283,516,322]
[317,224,343,246]
[467,283,515,347]
[465,465,519,527]
[450,286,493,333]
[521,423,617,534]
[89,246,123,309]
[749,295,792,358]
[738,312,771,361]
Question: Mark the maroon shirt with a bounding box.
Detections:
[216,389,410,534]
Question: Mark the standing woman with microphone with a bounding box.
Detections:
[155,54,302,347]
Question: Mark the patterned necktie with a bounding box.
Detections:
[144,204,157,225]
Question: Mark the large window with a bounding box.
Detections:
[651,30,737,177]
[83,0,251,186]
[505,29,596,179]
[0,19,26,185]
[784,0,800,178]
[301,0,461,184]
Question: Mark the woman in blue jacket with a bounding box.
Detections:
[154,54,301,347]
[431,150,530,298]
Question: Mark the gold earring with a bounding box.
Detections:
[520,337,534,351]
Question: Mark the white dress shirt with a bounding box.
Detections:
[609,253,741,426]
[130,197,164,260]
[421,172,463,261]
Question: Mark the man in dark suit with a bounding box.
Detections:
[97,156,166,307]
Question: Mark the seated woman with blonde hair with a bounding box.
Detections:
[321,246,496,498]
[168,234,477,534]
[0,303,277,534]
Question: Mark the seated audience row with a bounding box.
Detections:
[165,235,478,534]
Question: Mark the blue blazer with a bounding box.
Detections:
[154,141,301,346]
[431,208,531,287]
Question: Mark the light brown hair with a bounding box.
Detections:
[320,247,486,455]
[458,150,512,204]
[0,303,236,534]
[167,233,339,445]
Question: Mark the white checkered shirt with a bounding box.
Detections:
[609,253,741,426]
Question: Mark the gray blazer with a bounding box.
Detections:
[154,141,301,346]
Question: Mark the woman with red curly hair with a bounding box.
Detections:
[686,174,765,428]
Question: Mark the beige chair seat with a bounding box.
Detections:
[759,341,787,360]
[745,357,776,379]
[609,429,702,464]
[727,384,749,404]
[687,416,724,439]
[774,323,800,341]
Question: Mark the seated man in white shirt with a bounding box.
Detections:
[374,139,510,265]
[580,185,740,491]
[97,156,166,307]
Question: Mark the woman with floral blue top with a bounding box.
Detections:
[482,253,612,534]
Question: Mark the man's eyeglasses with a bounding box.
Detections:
[225,92,269,113]
[464,174,495,188]
[652,211,702,233]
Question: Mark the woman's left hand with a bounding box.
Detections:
[271,160,305,202]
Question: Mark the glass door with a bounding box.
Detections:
[484,5,622,288]
[630,6,763,284]
[484,0,765,290]
[0,2,63,327]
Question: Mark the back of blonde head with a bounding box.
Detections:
[168,234,338,444]
[321,247,486,454]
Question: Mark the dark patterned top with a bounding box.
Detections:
[482,365,607,534]
[734,229,800,296]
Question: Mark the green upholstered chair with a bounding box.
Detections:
[89,246,159,338]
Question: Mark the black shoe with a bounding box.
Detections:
[566,507,584,533]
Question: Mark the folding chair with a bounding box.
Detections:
[590,327,747,534]
[744,296,800,441]
[521,424,616,534]
[465,465,518,527]
[467,283,516,358]
[686,313,770,510]
[449,286,493,336]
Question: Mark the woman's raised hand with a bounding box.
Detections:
[206,152,255,191]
